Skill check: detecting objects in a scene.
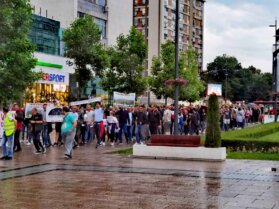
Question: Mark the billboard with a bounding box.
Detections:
[207,84,222,96]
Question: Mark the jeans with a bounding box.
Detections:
[163,121,171,135]
[33,131,44,152]
[14,129,21,151]
[64,131,75,156]
[27,124,33,143]
[2,133,14,157]
[119,123,128,143]
[127,125,134,143]
[135,124,145,144]
[200,121,206,133]
[178,123,184,135]
[85,124,94,142]
[94,122,101,145]
[42,124,51,146]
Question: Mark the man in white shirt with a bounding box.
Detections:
[84,105,94,143]
[163,106,172,135]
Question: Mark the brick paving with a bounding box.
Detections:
[0,143,279,209]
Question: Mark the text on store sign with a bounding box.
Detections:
[42,73,65,82]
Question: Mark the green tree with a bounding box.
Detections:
[0,0,39,104]
[202,55,272,102]
[62,15,108,90]
[205,94,221,148]
[149,40,204,102]
[100,27,148,96]
[179,49,205,102]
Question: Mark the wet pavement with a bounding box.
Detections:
[0,143,279,209]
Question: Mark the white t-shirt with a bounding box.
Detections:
[164,109,172,122]
[84,110,94,124]
[107,116,118,125]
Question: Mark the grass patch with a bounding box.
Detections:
[111,148,133,155]
[258,131,279,141]
[221,122,279,142]
[227,151,279,161]
[220,123,279,152]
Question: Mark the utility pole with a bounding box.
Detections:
[173,0,180,135]
[270,19,278,122]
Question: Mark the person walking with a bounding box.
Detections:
[1,107,16,160]
[135,106,147,144]
[94,102,104,148]
[163,106,172,135]
[42,104,52,148]
[30,108,45,154]
[61,107,77,159]
[127,107,134,144]
[148,106,161,135]
[117,107,129,144]
[84,104,94,143]
[13,104,24,152]
[107,111,119,146]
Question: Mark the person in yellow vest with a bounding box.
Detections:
[1,107,17,160]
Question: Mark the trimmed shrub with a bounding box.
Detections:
[222,140,279,153]
[205,94,221,148]
[220,122,279,153]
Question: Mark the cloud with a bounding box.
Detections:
[204,1,275,72]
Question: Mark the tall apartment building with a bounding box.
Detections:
[133,0,205,73]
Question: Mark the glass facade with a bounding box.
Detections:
[29,14,60,56]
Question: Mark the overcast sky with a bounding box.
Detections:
[204,0,278,73]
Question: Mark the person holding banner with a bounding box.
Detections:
[42,104,52,148]
[30,108,46,154]
[1,107,16,160]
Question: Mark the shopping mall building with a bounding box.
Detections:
[28,0,133,104]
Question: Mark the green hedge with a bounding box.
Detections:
[221,122,279,153]
[221,122,279,142]
[222,140,279,153]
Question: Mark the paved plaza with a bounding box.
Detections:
[0,144,279,209]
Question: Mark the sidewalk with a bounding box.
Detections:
[0,143,279,209]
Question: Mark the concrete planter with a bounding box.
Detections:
[133,144,226,161]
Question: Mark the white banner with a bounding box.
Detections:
[70,97,102,106]
[113,92,135,107]
[46,106,64,122]
[25,103,51,119]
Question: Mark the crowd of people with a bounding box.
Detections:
[0,102,267,160]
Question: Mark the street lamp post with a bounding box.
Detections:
[173,0,180,135]
[269,20,278,122]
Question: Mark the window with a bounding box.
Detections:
[29,14,60,56]
[94,17,106,39]
[95,0,106,6]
